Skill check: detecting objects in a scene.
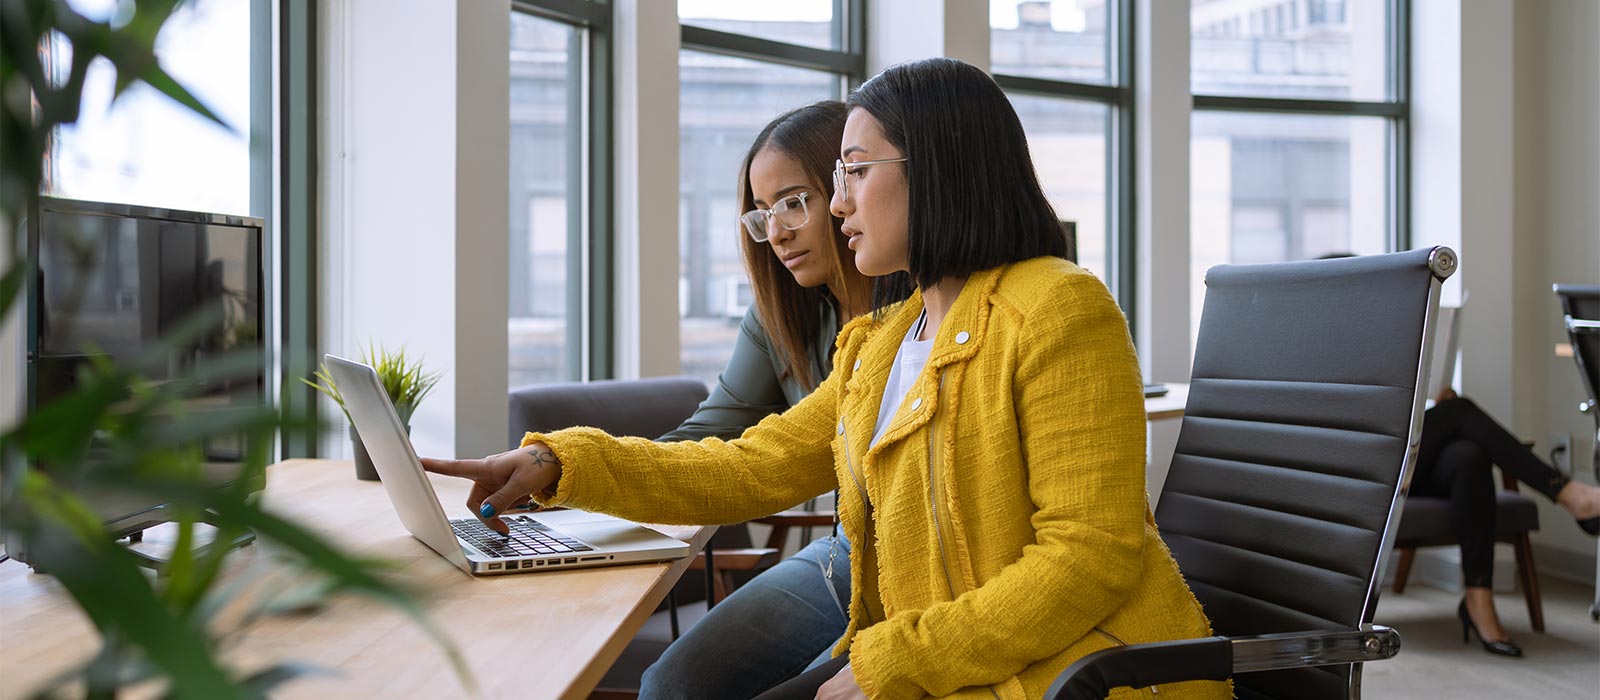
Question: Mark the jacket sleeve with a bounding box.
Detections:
[522,361,844,526]
[850,272,1150,700]
[658,307,791,442]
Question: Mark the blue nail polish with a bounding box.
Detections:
[479,503,497,518]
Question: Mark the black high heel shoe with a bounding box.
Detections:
[1458,599,1522,657]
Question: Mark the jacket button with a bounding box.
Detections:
[955,331,970,344]
[911,397,922,410]
[853,359,861,371]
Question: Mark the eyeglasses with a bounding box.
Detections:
[740,191,812,243]
[832,157,908,201]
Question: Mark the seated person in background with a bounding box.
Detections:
[1320,253,1600,656]
[1421,387,1600,657]
[646,100,872,699]
[425,58,1227,700]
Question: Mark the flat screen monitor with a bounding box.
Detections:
[25,196,266,535]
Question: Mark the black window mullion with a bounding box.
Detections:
[681,25,864,75]
[513,0,607,29]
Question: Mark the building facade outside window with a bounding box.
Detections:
[990,0,1133,317]
[676,1,861,388]
[508,10,585,387]
[1189,0,1406,341]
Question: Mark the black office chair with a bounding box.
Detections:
[1048,247,1457,700]
[1553,283,1600,621]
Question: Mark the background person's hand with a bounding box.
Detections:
[815,663,867,700]
[420,443,562,535]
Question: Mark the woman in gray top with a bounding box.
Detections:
[643,101,872,699]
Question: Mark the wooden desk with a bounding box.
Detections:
[1145,382,1188,421]
[0,459,713,700]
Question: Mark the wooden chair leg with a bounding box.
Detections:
[1392,547,1416,594]
[711,570,730,604]
[1511,533,1546,632]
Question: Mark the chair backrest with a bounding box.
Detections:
[1156,248,1455,700]
[507,376,710,447]
[1554,284,1600,411]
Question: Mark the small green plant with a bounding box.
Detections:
[303,344,442,425]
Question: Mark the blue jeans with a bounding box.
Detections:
[640,532,853,700]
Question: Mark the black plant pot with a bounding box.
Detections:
[350,424,409,481]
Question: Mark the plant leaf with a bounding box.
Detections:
[15,474,248,700]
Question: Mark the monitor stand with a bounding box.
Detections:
[115,516,256,571]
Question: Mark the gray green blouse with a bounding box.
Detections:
[658,302,839,442]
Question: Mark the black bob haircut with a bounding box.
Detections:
[847,57,1067,311]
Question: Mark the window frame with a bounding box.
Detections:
[990,0,1139,332]
[1190,0,1411,254]
[511,0,613,380]
[672,0,866,384]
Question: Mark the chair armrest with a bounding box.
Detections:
[753,511,836,528]
[1045,625,1400,700]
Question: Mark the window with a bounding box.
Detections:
[44,0,261,217]
[1189,0,1406,341]
[508,1,608,387]
[679,0,837,51]
[991,0,1134,313]
[676,3,863,388]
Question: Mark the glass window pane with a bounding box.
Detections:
[1191,0,1391,100]
[679,0,836,51]
[991,0,1111,84]
[679,51,837,388]
[45,0,252,215]
[509,13,583,387]
[1190,111,1391,341]
[1008,94,1111,283]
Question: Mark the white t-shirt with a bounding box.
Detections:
[871,311,935,448]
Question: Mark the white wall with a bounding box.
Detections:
[1138,0,1192,504]
[321,0,509,459]
[1414,0,1600,581]
[1513,0,1600,576]
[614,0,681,379]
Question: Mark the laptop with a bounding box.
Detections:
[324,355,692,576]
[1426,300,1464,406]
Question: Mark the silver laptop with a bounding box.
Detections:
[325,355,691,576]
[1426,300,1464,406]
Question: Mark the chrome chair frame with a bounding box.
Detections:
[1048,247,1457,700]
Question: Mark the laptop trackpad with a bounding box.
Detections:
[532,510,673,548]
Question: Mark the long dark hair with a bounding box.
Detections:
[736,101,872,391]
[847,57,1067,311]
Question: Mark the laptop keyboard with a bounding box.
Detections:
[451,515,594,559]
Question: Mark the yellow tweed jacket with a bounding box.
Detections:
[523,257,1228,700]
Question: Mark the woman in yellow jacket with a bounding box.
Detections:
[424,58,1228,700]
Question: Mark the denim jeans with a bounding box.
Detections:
[639,532,853,700]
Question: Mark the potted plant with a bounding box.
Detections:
[303,344,441,481]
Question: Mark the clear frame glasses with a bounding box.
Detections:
[832,157,908,201]
[740,190,811,242]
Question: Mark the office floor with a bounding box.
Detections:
[1364,576,1600,698]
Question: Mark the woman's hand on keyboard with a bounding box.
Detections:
[421,442,563,535]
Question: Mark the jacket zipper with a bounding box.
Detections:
[927,370,959,600]
[839,421,872,624]
[926,372,1002,700]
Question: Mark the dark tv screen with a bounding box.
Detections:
[27,197,265,531]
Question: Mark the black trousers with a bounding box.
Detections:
[750,654,850,700]
[1413,397,1569,587]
